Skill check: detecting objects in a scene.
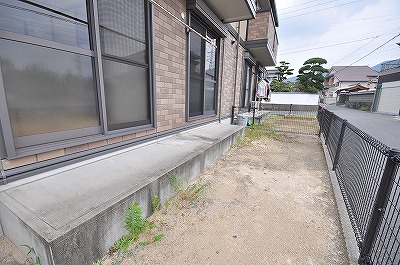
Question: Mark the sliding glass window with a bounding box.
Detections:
[98,0,151,131]
[0,0,153,157]
[188,15,219,118]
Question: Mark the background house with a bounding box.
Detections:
[323,65,378,105]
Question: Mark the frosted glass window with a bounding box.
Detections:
[98,0,147,63]
[102,59,150,130]
[0,39,99,137]
[100,29,147,64]
[0,0,90,49]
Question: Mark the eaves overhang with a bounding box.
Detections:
[199,0,256,23]
[245,39,276,67]
[244,51,256,66]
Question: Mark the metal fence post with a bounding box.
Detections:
[252,106,256,124]
[231,106,236,124]
[332,120,347,171]
[318,109,325,137]
[325,112,333,145]
[358,149,400,265]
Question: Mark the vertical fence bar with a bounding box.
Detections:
[252,106,256,125]
[325,112,333,145]
[332,120,347,170]
[319,109,325,137]
[359,149,400,265]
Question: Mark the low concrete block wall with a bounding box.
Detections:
[0,123,244,265]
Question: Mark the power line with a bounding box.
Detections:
[280,0,365,20]
[333,32,400,74]
[278,14,400,33]
[331,37,378,65]
[280,0,320,11]
[280,0,337,15]
[280,36,378,55]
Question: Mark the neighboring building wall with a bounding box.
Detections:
[377,80,400,115]
[325,80,376,105]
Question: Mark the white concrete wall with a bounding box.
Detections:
[269,92,319,105]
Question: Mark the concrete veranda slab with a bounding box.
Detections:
[0,122,244,265]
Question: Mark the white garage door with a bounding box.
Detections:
[377,80,400,115]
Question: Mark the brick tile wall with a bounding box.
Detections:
[247,11,269,41]
[219,32,244,117]
[154,0,187,132]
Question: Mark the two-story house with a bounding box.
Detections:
[323,66,378,104]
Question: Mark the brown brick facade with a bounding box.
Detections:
[247,11,278,62]
[247,11,269,40]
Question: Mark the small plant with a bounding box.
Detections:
[110,235,134,253]
[124,202,146,238]
[110,249,122,265]
[153,234,165,242]
[92,258,103,265]
[180,182,207,202]
[22,245,41,265]
[168,175,182,193]
[152,195,160,212]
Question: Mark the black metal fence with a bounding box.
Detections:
[318,107,400,264]
[232,103,319,135]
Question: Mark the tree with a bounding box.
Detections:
[274,61,294,82]
[297,57,328,93]
[270,79,294,92]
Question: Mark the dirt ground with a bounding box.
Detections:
[0,236,26,265]
[103,132,349,265]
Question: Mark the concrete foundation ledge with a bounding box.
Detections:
[0,123,244,265]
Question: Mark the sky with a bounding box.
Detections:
[274,0,400,75]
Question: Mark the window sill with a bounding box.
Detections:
[13,124,155,159]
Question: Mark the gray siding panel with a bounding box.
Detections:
[377,81,400,115]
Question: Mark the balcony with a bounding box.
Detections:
[188,0,256,23]
[245,10,278,67]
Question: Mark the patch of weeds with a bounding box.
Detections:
[152,195,160,212]
[124,202,147,238]
[22,245,41,265]
[110,201,166,263]
[153,233,165,242]
[110,235,134,253]
[168,175,182,193]
[180,182,208,205]
[240,123,279,144]
[110,249,126,265]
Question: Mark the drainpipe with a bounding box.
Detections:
[218,38,225,123]
[231,23,241,124]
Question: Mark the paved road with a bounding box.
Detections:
[327,106,400,149]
